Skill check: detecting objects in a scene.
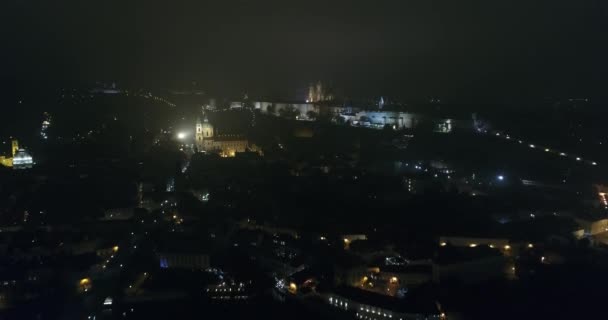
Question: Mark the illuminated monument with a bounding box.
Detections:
[12,140,19,157]
[195,114,260,157]
[13,149,33,169]
[0,139,34,169]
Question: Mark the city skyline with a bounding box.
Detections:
[2,1,608,319]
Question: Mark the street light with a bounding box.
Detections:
[497,175,504,181]
[177,132,187,140]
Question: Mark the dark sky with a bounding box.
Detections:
[3,0,608,100]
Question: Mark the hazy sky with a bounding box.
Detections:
[3,0,608,100]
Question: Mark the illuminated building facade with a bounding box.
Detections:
[595,185,608,209]
[206,281,251,301]
[195,115,259,157]
[325,287,445,320]
[341,111,418,129]
[254,100,473,131]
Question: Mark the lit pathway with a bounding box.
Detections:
[487,130,598,167]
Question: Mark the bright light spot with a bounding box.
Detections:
[560,152,566,156]
[504,245,511,250]
[529,144,535,148]
[440,242,447,247]
[528,243,534,248]
[544,148,550,152]
[177,132,187,140]
[112,246,119,252]
[469,243,478,248]
[592,162,598,166]
[497,175,504,181]
[103,297,113,305]
[288,282,297,294]
[576,157,582,161]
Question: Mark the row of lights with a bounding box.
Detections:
[356,313,398,320]
[102,246,119,269]
[210,295,248,300]
[493,132,598,167]
[210,287,245,292]
[440,242,513,250]
[329,296,348,310]
[358,306,393,318]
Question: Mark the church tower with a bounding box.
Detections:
[202,115,214,139]
[195,118,204,151]
[195,114,214,152]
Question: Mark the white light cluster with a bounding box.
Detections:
[329,296,348,310]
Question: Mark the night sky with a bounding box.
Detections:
[3,0,608,100]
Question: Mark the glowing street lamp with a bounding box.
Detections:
[177,132,188,140]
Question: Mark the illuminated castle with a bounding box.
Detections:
[307,81,333,103]
[195,115,260,157]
